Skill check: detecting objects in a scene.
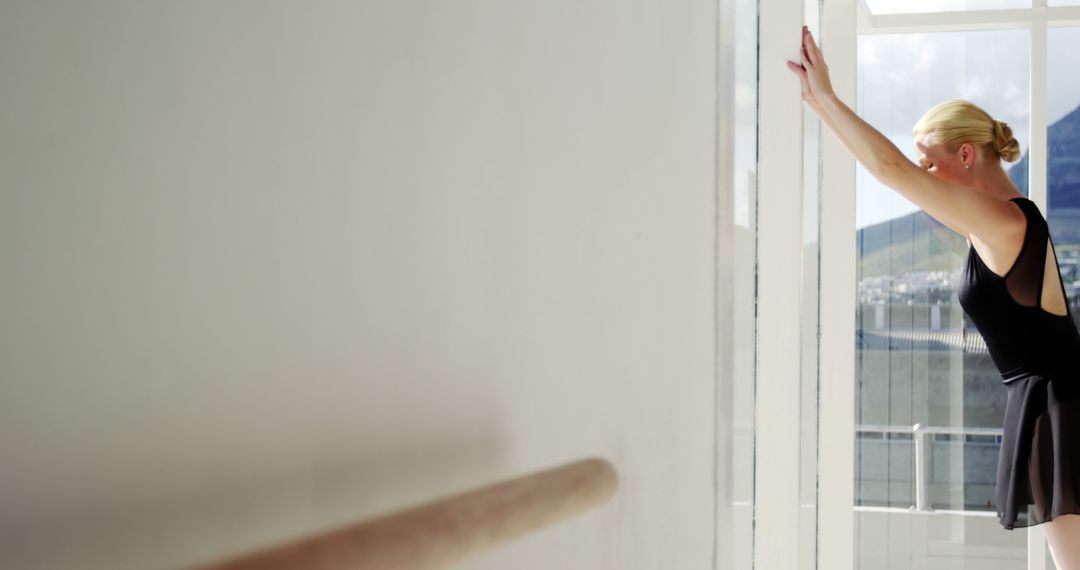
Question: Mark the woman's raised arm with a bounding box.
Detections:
[789,26,1023,242]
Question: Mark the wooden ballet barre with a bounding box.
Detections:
[192,457,618,570]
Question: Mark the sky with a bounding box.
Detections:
[854,26,1080,230]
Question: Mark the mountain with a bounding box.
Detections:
[1048,104,1080,209]
[856,212,964,278]
[1009,102,1080,206]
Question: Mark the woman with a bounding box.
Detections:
[787,26,1080,567]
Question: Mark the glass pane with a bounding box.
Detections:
[855,30,1030,568]
[800,109,822,570]
[1048,27,1080,325]
[865,0,1028,15]
[1048,0,1080,5]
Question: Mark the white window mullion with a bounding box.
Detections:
[1027,6,1050,570]
[1029,12,1048,211]
[1028,525,1050,570]
[755,0,806,566]
[817,0,858,567]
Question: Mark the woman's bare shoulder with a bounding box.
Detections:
[969,198,1027,247]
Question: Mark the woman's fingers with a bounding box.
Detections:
[807,29,823,66]
[786,61,813,101]
[787,60,807,80]
[803,28,820,66]
[792,27,833,108]
[788,59,809,85]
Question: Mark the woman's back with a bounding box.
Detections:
[959,197,1080,387]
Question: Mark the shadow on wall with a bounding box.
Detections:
[0,415,510,570]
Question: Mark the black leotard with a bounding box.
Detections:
[958,196,1080,529]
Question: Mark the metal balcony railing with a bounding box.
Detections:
[855,424,1003,517]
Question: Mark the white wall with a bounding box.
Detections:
[0,1,726,569]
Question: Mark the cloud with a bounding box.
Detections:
[845,24,1077,229]
[1049,28,1080,124]
[855,28,1035,229]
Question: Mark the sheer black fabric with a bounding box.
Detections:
[958,197,1080,529]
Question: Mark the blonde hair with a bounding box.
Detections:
[912,99,1022,163]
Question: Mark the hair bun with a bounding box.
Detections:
[992,119,1021,163]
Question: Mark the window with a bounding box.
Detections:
[850,4,1079,568]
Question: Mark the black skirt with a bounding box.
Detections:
[996,374,1080,529]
